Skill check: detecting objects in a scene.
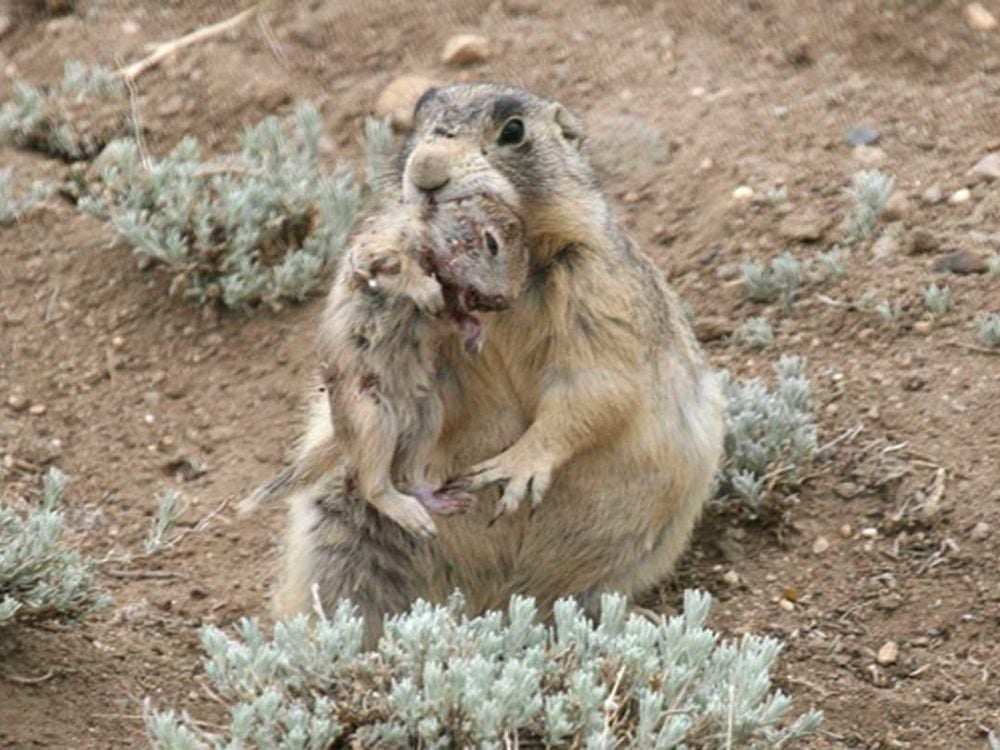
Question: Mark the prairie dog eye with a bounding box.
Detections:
[484,230,500,257]
[497,118,525,146]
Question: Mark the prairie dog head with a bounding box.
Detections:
[400,84,610,259]
[424,195,528,313]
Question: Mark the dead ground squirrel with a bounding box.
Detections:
[265,83,725,644]
[247,196,528,539]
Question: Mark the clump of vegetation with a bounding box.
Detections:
[987,254,1000,278]
[737,316,775,350]
[717,355,819,516]
[742,247,846,312]
[844,169,894,242]
[82,104,391,310]
[742,252,803,311]
[0,169,51,226]
[0,60,129,161]
[874,298,903,324]
[922,283,953,315]
[144,489,184,555]
[145,590,821,749]
[979,314,1000,349]
[0,468,108,627]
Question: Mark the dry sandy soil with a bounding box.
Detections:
[1,0,999,747]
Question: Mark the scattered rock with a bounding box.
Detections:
[933,249,988,275]
[28,404,47,416]
[844,124,880,147]
[922,182,944,205]
[121,19,140,35]
[970,521,991,540]
[732,185,754,201]
[715,262,741,281]
[779,211,829,242]
[876,640,899,666]
[722,569,741,586]
[853,145,886,166]
[834,481,861,499]
[163,378,190,400]
[111,335,126,350]
[6,394,29,412]
[964,2,998,30]
[778,598,795,612]
[374,75,439,131]
[972,152,1000,181]
[441,34,490,66]
[158,94,185,118]
[882,192,911,222]
[163,455,208,482]
[913,320,933,335]
[949,187,972,204]
[503,0,542,13]
[812,536,831,555]
[839,524,853,539]
[694,316,735,342]
[871,231,898,261]
[909,228,940,255]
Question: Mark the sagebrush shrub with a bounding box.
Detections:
[979,314,1000,349]
[717,355,818,515]
[0,468,108,626]
[737,316,775,350]
[987,254,1000,278]
[844,169,894,242]
[0,168,51,226]
[82,104,391,310]
[742,252,802,310]
[922,283,953,315]
[145,590,820,749]
[0,60,128,161]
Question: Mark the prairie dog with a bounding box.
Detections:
[293,196,528,539]
[269,84,725,644]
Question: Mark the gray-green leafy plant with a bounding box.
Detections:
[922,283,953,315]
[83,103,388,310]
[875,299,903,324]
[1,468,108,626]
[844,169,894,242]
[144,489,184,555]
[0,60,128,161]
[979,314,1000,349]
[717,356,818,516]
[742,252,802,311]
[144,590,820,749]
[987,254,1000,278]
[737,316,775,350]
[0,169,51,226]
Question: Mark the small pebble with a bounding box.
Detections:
[722,569,741,586]
[812,536,831,554]
[839,524,853,539]
[922,183,943,204]
[860,527,879,539]
[732,185,754,201]
[778,598,795,612]
[948,187,971,204]
[853,145,886,165]
[144,413,156,425]
[844,124,880,147]
[913,320,932,335]
[111,335,126,350]
[909,228,939,255]
[6,394,29,412]
[972,152,1000,181]
[964,2,998,30]
[970,521,991,540]
[441,34,491,66]
[876,640,899,666]
[28,403,47,416]
[933,249,988,275]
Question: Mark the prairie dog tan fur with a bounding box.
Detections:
[279,197,529,539]
[268,84,725,644]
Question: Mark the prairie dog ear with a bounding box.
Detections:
[552,103,585,146]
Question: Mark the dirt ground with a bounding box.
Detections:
[1,0,998,747]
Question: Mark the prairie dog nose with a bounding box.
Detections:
[407,142,454,192]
